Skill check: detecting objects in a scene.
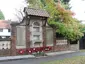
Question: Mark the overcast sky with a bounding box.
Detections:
[0,0,27,21]
[70,0,85,21]
[0,0,85,21]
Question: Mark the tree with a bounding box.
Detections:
[0,10,5,20]
[54,0,70,3]
[26,0,42,9]
[14,9,24,22]
[43,0,83,41]
[26,0,84,42]
[26,0,71,9]
[54,0,71,9]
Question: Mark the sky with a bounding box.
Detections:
[0,0,27,21]
[70,0,85,21]
[0,0,85,21]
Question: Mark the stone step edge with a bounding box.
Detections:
[0,55,35,61]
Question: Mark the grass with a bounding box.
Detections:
[80,49,85,52]
[41,56,85,64]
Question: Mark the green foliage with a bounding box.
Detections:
[0,10,5,20]
[26,0,43,9]
[26,0,70,9]
[26,0,84,41]
[40,0,83,41]
[54,0,70,3]
[33,51,47,56]
[80,24,85,33]
[54,0,71,9]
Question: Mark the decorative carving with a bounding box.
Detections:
[26,16,30,25]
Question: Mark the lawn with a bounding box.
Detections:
[80,49,85,52]
[41,56,85,64]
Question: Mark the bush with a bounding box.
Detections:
[33,51,47,56]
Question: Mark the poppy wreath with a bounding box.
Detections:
[44,46,52,51]
[26,48,33,54]
[18,49,25,54]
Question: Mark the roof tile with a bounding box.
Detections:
[0,20,11,29]
[24,8,49,17]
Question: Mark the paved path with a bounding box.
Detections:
[0,52,85,64]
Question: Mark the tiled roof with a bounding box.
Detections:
[0,20,11,29]
[24,8,49,17]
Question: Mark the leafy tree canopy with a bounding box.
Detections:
[26,0,84,41]
[0,10,5,20]
[54,0,71,9]
[42,0,83,41]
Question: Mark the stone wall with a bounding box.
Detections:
[16,26,26,49]
[54,45,69,51]
[46,27,53,46]
[55,39,79,51]
[69,41,79,51]
[55,39,69,51]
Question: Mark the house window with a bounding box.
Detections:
[1,36,6,39]
[8,29,10,32]
[0,29,3,32]
[33,35,40,40]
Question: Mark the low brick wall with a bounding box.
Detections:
[0,41,11,56]
[54,45,69,51]
[0,49,10,56]
[54,39,69,51]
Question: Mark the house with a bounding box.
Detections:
[10,8,79,56]
[0,20,11,40]
[0,20,11,56]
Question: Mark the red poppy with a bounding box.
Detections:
[18,49,25,54]
[26,48,33,54]
[44,46,52,51]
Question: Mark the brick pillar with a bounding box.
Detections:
[26,26,30,48]
[53,28,56,51]
[10,25,16,56]
[42,18,47,48]
[42,26,46,47]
